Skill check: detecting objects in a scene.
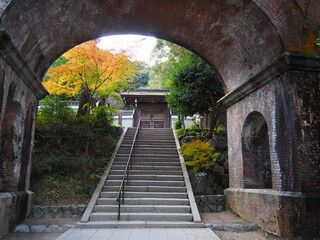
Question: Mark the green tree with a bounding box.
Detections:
[148,39,190,89]
[166,53,224,138]
[131,62,150,89]
[149,39,224,137]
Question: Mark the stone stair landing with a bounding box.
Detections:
[77,128,202,228]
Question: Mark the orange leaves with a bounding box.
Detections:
[44,40,137,97]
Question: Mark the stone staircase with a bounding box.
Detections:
[77,128,202,228]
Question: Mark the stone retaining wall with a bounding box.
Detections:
[29,205,87,219]
[195,195,225,213]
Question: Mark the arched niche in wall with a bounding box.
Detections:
[242,111,272,189]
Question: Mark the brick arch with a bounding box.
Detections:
[0,0,284,93]
[252,0,320,54]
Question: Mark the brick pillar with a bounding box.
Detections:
[0,32,47,238]
[220,53,320,238]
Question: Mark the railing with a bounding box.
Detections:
[116,116,142,220]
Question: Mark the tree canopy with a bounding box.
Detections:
[148,40,190,89]
[44,40,137,116]
[166,54,224,116]
[131,62,150,89]
[149,39,224,137]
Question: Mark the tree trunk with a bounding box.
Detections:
[207,93,220,138]
[207,106,220,138]
[98,97,106,107]
[77,88,91,117]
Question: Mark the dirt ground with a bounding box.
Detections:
[201,212,287,240]
[214,230,285,240]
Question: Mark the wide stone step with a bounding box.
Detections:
[111,165,182,171]
[109,169,183,175]
[139,132,173,135]
[120,145,177,149]
[76,221,204,228]
[115,153,179,161]
[103,185,186,193]
[117,149,178,155]
[97,197,190,205]
[89,212,193,221]
[105,180,185,187]
[135,138,175,141]
[93,205,191,213]
[116,154,178,159]
[100,191,188,199]
[113,158,180,163]
[107,175,184,181]
[139,131,173,134]
[112,161,181,166]
[123,136,135,139]
[122,140,176,145]
[137,133,174,136]
[134,145,177,149]
[140,129,173,131]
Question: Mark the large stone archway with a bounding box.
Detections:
[0,0,319,238]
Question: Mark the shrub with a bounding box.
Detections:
[174,119,183,129]
[32,96,122,178]
[175,125,209,144]
[181,139,226,172]
[214,124,227,135]
[91,106,113,131]
[181,139,216,172]
[175,128,185,138]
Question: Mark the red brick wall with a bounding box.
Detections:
[226,64,320,237]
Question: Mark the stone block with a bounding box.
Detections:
[223,225,232,231]
[189,172,207,195]
[44,225,59,233]
[217,205,224,212]
[78,205,86,213]
[205,187,213,195]
[212,165,224,174]
[208,205,217,212]
[206,174,214,187]
[33,209,44,218]
[202,206,211,213]
[204,223,213,229]
[71,206,78,214]
[31,225,46,232]
[63,210,72,218]
[15,224,29,233]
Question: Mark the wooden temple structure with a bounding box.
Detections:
[121,89,171,128]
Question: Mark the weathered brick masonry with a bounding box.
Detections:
[222,54,320,237]
[0,0,319,238]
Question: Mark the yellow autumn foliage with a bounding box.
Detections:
[181,139,220,172]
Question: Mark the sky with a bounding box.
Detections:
[99,35,157,65]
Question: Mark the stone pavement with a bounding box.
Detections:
[56,228,220,240]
